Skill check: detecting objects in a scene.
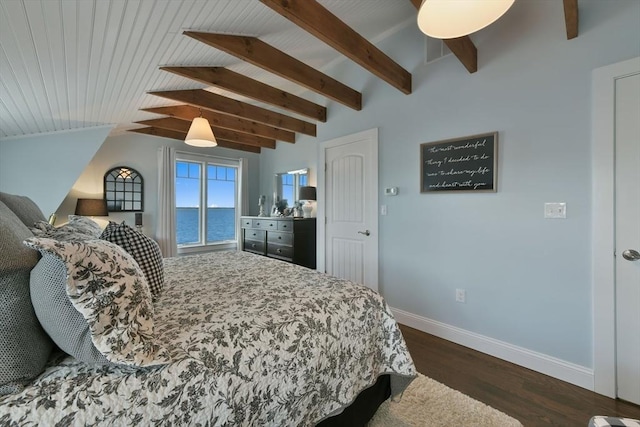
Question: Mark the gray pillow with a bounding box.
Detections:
[0,192,46,228]
[30,254,108,365]
[0,201,53,395]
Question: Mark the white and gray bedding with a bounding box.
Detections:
[0,250,416,426]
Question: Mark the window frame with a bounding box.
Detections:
[175,153,240,254]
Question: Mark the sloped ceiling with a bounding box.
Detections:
[0,0,415,139]
[0,0,578,151]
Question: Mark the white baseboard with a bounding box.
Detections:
[391,307,594,391]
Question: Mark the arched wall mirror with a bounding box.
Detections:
[104,166,144,212]
[274,168,308,208]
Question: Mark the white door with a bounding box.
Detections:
[321,129,378,291]
[614,71,640,405]
[592,57,640,399]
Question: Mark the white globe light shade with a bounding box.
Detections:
[417,0,515,39]
[185,117,217,147]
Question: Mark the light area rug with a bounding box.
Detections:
[368,373,523,427]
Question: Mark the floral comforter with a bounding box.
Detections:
[0,251,416,426]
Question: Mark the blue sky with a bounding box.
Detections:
[176,161,236,208]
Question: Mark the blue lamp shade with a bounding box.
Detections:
[75,198,108,216]
[298,186,317,201]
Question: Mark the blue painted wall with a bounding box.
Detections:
[259,0,640,368]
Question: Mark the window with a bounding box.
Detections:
[299,173,308,188]
[175,155,239,249]
[281,173,294,204]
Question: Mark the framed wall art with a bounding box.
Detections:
[420,132,498,193]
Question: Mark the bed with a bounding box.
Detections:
[0,192,416,426]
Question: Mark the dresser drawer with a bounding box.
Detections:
[277,220,293,231]
[244,229,265,241]
[244,239,265,254]
[241,218,253,228]
[252,219,278,230]
[267,231,293,246]
[267,243,293,261]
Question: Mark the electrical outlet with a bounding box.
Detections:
[544,202,566,219]
[455,289,466,303]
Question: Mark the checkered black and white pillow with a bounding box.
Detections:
[100,221,164,297]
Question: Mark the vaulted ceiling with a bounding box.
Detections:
[0,0,578,152]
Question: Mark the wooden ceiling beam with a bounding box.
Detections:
[563,0,579,40]
[129,127,261,153]
[259,0,412,94]
[135,117,276,149]
[443,37,478,73]
[160,66,326,122]
[149,89,316,136]
[183,31,362,111]
[409,0,478,74]
[141,105,295,143]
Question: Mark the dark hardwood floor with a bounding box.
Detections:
[399,324,640,427]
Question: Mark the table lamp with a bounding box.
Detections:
[298,186,316,219]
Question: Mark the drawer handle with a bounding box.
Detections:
[278,236,282,240]
[252,233,257,237]
[269,224,274,227]
[251,243,256,248]
[277,249,282,253]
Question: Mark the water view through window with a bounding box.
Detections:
[175,160,237,246]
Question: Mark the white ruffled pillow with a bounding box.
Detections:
[24,237,170,367]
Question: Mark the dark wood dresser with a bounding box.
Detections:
[241,216,316,269]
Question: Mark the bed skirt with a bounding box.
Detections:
[318,375,391,426]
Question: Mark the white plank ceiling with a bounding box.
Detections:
[0,0,416,140]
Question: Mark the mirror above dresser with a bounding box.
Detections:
[273,168,309,212]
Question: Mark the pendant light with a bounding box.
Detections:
[417,0,515,39]
[185,110,217,147]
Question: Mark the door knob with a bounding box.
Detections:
[357,230,371,236]
[622,249,640,261]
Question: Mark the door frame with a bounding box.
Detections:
[592,56,640,398]
[317,128,379,276]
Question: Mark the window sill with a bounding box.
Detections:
[177,241,238,256]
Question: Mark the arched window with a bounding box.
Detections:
[104,166,143,212]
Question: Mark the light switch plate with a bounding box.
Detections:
[544,202,566,219]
